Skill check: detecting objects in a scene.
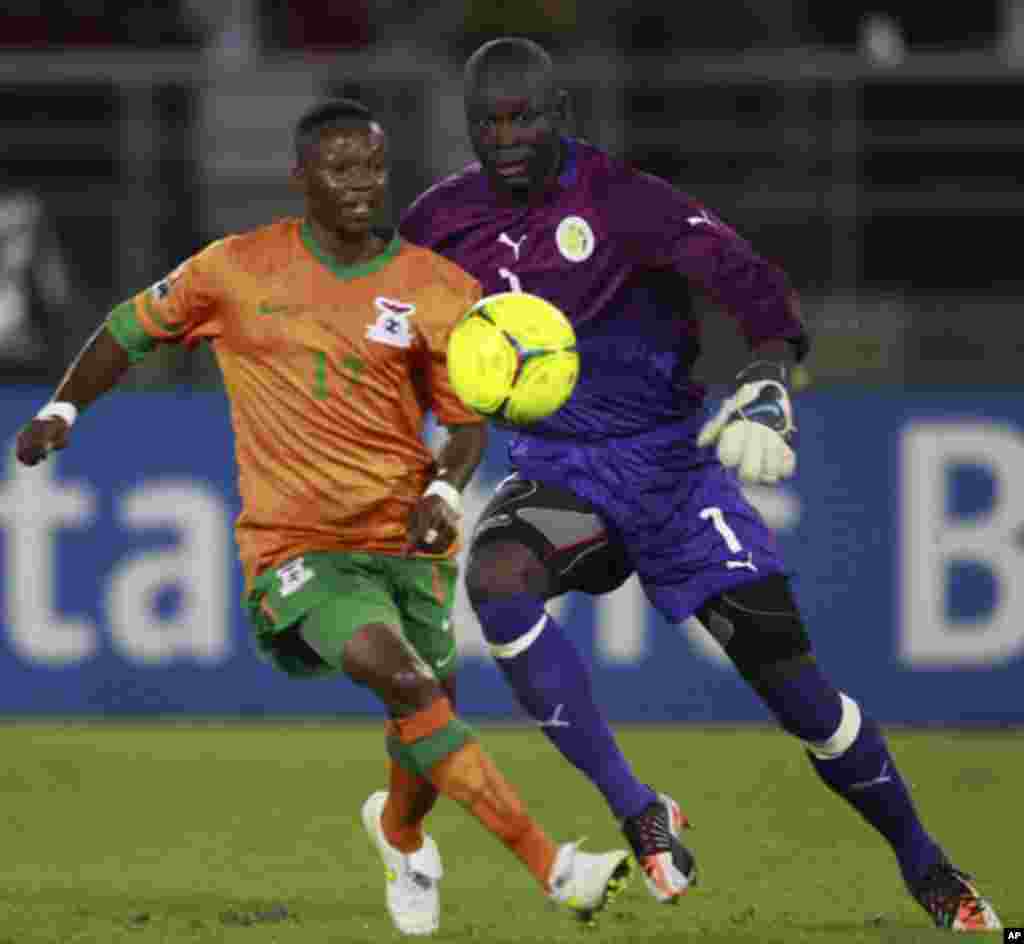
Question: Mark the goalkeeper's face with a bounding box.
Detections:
[466,70,564,199]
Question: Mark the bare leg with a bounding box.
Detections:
[340,623,556,886]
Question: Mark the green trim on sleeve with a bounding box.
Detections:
[106,301,157,364]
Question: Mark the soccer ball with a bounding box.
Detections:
[446,292,579,426]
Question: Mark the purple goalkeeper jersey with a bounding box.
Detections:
[400,138,806,440]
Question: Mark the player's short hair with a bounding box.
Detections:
[294,98,377,165]
[465,37,554,88]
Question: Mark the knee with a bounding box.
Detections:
[697,576,862,748]
[465,540,550,606]
[465,541,552,653]
[342,623,442,714]
[697,575,812,684]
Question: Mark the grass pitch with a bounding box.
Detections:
[0,723,1016,942]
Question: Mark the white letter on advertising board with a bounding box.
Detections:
[0,448,97,664]
[106,481,230,664]
[901,422,1024,666]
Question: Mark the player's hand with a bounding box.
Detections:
[404,494,460,555]
[15,417,72,466]
[697,364,796,485]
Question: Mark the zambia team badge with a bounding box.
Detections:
[367,297,416,349]
[555,215,595,263]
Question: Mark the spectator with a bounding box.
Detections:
[0,190,75,382]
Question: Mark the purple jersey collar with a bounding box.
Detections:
[557,137,578,187]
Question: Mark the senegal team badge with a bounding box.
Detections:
[367,297,416,349]
[555,215,595,263]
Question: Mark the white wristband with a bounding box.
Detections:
[36,401,78,428]
[424,479,461,515]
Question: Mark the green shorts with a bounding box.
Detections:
[246,551,458,681]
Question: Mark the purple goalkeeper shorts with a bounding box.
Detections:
[507,419,787,622]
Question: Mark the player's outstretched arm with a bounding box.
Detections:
[405,422,488,554]
[15,323,133,466]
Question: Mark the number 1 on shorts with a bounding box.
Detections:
[700,505,743,553]
[701,506,758,571]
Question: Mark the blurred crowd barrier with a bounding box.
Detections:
[2,45,1023,389]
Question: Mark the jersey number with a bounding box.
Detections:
[312,351,328,399]
[310,351,364,399]
[700,506,757,571]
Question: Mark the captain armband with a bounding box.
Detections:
[106,301,157,364]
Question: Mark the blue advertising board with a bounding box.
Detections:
[2,387,1023,722]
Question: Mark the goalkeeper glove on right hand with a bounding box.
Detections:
[697,361,797,485]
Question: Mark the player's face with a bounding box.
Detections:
[299,122,388,239]
[466,79,563,198]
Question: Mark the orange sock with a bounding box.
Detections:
[428,740,557,888]
[381,758,437,854]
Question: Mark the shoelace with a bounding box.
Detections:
[408,871,434,892]
[623,802,673,856]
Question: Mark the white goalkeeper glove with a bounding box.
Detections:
[697,361,797,485]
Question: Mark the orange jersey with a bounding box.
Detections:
[122,220,483,584]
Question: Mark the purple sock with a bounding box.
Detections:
[808,716,944,884]
[473,593,656,820]
[757,662,942,884]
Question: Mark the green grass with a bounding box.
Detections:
[0,723,1016,942]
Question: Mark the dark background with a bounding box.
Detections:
[1,0,1020,388]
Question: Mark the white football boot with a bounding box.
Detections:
[362,790,443,936]
[547,840,633,926]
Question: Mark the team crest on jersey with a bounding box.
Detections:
[367,297,416,348]
[276,557,315,597]
[555,215,595,263]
